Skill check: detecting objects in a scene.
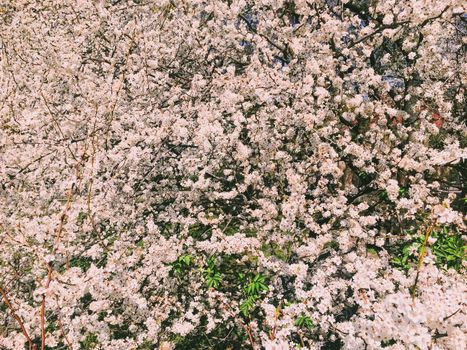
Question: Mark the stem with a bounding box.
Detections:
[41,264,52,350]
[299,332,305,348]
[40,297,45,350]
[411,226,431,302]
[246,324,257,350]
[0,287,37,350]
[56,314,73,350]
[215,293,257,350]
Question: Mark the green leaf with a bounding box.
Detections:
[204,255,222,289]
[295,315,314,330]
[171,254,193,274]
[431,230,466,270]
[240,296,257,316]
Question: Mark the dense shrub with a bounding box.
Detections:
[0,1,465,349]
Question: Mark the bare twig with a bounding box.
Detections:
[0,287,37,350]
[40,264,52,350]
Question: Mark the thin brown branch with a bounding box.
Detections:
[348,20,410,48]
[56,313,72,350]
[41,264,52,350]
[0,287,37,350]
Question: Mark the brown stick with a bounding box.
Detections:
[298,331,305,348]
[214,293,257,350]
[56,314,73,350]
[246,324,257,350]
[0,287,37,350]
[40,297,45,350]
[41,264,52,350]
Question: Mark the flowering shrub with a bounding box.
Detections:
[0,0,466,349]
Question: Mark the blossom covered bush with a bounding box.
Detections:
[0,0,466,349]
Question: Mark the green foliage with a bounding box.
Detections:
[188,223,211,240]
[223,225,239,236]
[240,295,258,317]
[80,293,93,309]
[69,256,92,272]
[45,314,58,333]
[428,129,448,149]
[391,242,417,271]
[243,273,268,296]
[98,311,107,321]
[171,254,193,274]
[391,227,466,271]
[110,322,131,340]
[261,241,292,261]
[398,187,409,198]
[431,228,466,270]
[137,341,154,350]
[76,211,87,225]
[80,333,98,350]
[136,239,145,249]
[239,273,268,316]
[381,339,397,347]
[358,171,374,185]
[323,240,340,251]
[204,256,222,289]
[366,246,378,256]
[294,314,314,330]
